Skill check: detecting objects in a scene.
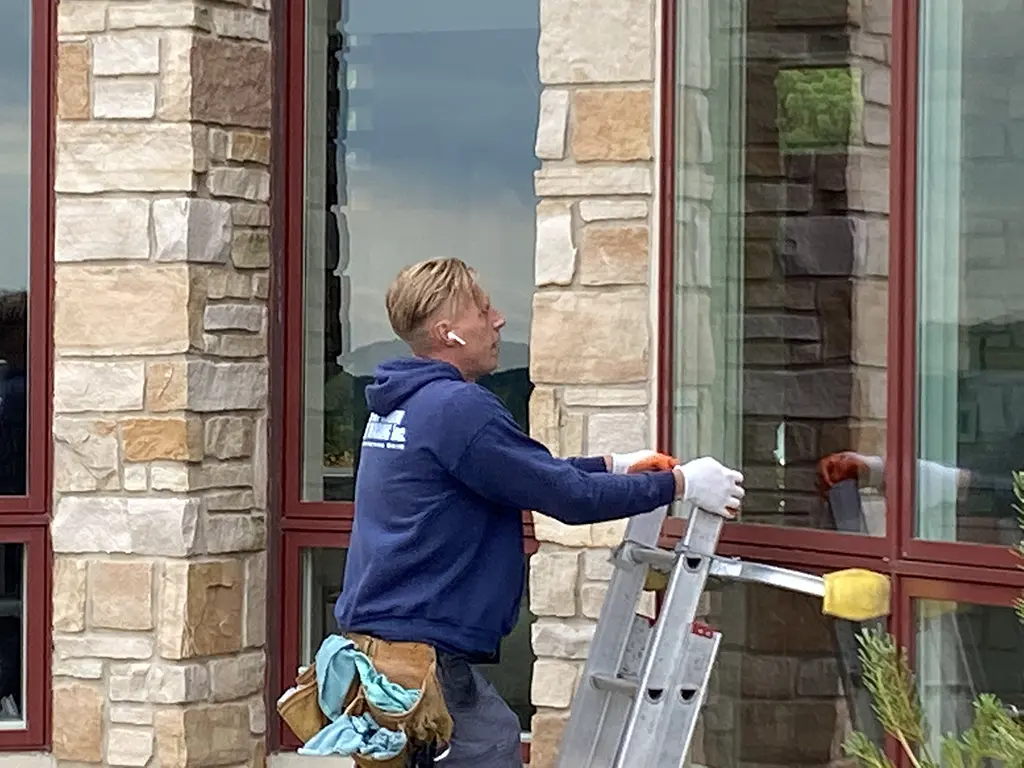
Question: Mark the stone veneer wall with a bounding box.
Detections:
[51,0,271,765]
[526,0,659,765]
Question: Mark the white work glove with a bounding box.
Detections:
[844,453,961,493]
[611,450,679,474]
[672,456,745,516]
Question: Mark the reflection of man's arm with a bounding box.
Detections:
[818,452,973,502]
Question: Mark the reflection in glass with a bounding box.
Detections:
[0,544,23,723]
[915,2,1024,546]
[0,0,29,499]
[299,548,535,732]
[672,0,891,532]
[301,1,538,501]
[915,599,1024,758]
[691,580,883,765]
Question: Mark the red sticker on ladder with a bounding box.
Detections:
[691,622,715,638]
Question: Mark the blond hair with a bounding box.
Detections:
[386,258,480,346]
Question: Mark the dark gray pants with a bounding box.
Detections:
[435,653,524,767]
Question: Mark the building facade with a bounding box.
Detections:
[0,0,1015,766]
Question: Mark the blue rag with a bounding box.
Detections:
[297,634,422,758]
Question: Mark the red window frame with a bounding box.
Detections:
[0,0,56,751]
[656,1,1024,766]
[268,0,538,755]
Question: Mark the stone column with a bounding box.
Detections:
[528,0,658,765]
[51,1,271,765]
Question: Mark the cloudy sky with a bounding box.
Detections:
[308,0,541,352]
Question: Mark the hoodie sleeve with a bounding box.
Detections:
[448,411,676,524]
[566,456,609,473]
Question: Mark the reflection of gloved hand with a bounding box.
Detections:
[611,450,680,474]
[672,456,745,516]
[817,452,884,495]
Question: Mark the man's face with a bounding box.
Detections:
[449,285,506,379]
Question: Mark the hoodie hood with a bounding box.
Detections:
[363,356,464,415]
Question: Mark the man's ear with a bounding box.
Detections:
[427,320,453,347]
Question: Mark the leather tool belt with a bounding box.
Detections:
[277,633,454,768]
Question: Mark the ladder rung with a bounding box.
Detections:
[590,673,638,696]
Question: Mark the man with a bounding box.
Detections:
[334,259,745,766]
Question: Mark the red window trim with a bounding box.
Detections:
[0,0,57,752]
[656,0,1022,578]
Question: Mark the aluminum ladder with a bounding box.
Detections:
[555,502,892,768]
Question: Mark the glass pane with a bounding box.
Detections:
[915,599,1024,758]
[672,0,892,534]
[299,547,536,732]
[0,0,30,498]
[690,580,884,765]
[915,3,1024,546]
[300,0,539,501]
[0,543,24,724]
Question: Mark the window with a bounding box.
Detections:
[0,0,52,751]
[275,0,541,752]
[663,0,1024,765]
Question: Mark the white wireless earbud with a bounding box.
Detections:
[447,331,466,346]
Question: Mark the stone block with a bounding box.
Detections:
[579,224,649,285]
[187,360,268,411]
[154,703,251,767]
[57,43,90,120]
[539,0,653,83]
[535,202,575,286]
[572,88,652,162]
[580,582,608,618]
[228,130,271,164]
[248,694,266,734]
[531,513,591,546]
[562,386,648,407]
[531,659,578,708]
[209,651,265,701]
[780,216,856,277]
[157,29,194,121]
[587,411,647,455]
[145,361,188,413]
[231,230,271,268]
[159,559,244,659]
[106,727,154,767]
[535,165,652,197]
[740,654,797,698]
[529,711,570,768]
[532,619,595,659]
[204,514,266,554]
[123,465,148,491]
[192,37,271,128]
[53,657,104,679]
[153,198,233,263]
[212,7,270,41]
[59,1,107,34]
[205,268,253,300]
[244,552,267,648]
[122,417,202,463]
[109,662,210,704]
[204,415,254,459]
[93,79,157,119]
[51,496,200,556]
[52,684,103,762]
[109,1,210,29]
[56,198,150,263]
[204,303,265,333]
[54,418,120,492]
[852,279,888,367]
[110,705,153,725]
[582,548,615,581]
[55,634,153,661]
[206,168,271,201]
[531,290,649,383]
[206,490,255,512]
[55,264,191,355]
[535,88,570,159]
[234,203,270,228]
[56,122,201,193]
[90,561,154,631]
[93,33,160,75]
[590,519,627,547]
[188,460,252,490]
[55,361,146,413]
[578,199,648,222]
[529,550,580,617]
[53,557,88,633]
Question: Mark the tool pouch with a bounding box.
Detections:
[276,634,453,768]
[346,633,453,768]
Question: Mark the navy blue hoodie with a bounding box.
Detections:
[334,357,677,658]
